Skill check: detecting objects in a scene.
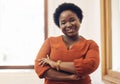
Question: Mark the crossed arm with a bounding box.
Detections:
[37,57,80,81]
[35,39,100,81]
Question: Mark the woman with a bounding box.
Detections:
[34,3,99,84]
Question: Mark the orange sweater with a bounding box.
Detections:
[34,36,99,84]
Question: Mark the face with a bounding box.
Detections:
[59,10,81,37]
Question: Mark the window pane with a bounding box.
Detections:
[111,0,120,71]
[0,0,44,65]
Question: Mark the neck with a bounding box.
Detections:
[63,35,80,43]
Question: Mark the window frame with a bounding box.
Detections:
[0,0,48,69]
[101,0,120,83]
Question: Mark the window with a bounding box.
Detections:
[0,0,48,69]
[101,0,120,83]
[111,0,120,72]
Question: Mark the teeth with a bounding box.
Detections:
[67,29,75,32]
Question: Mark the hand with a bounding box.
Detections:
[70,74,86,80]
[37,56,56,68]
[69,74,81,80]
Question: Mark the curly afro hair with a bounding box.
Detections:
[53,3,83,27]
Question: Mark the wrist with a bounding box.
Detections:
[50,60,62,71]
[56,60,61,71]
[69,74,80,80]
[50,61,56,68]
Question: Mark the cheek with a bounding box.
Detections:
[60,26,65,31]
[78,24,80,29]
[77,22,80,29]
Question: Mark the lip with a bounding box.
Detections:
[66,28,76,33]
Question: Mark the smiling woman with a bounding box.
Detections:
[0,0,46,69]
[34,2,100,84]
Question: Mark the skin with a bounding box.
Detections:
[37,10,82,80]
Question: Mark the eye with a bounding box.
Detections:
[69,18,76,22]
[60,21,66,25]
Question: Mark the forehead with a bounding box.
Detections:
[59,10,78,20]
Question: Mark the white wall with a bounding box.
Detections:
[47,0,104,84]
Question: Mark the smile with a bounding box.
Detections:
[66,28,76,33]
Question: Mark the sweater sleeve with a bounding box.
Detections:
[73,40,100,76]
[34,38,51,78]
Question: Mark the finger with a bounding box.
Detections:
[41,62,46,67]
[47,55,49,59]
[37,58,45,62]
[38,60,43,65]
[38,59,46,64]
[37,58,47,62]
[39,61,47,67]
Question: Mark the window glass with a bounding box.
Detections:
[111,0,120,71]
[0,0,44,65]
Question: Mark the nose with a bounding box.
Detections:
[65,22,72,27]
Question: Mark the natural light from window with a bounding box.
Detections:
[111,0,120,72]
[0,0,44,65]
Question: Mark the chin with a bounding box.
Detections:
[67,34,77,38]
[69,33,77,36]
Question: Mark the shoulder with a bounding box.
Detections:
[81,36,99,47]
[47,35,61,40]
[45,35,62,43]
